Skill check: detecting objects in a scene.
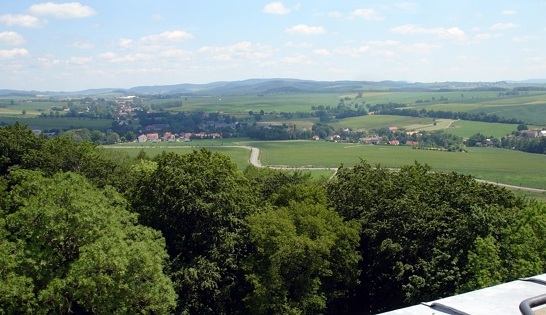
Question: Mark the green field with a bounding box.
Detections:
[443,120,518,138]
[146,93,344,114]
[107,140,546,190]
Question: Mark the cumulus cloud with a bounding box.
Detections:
[198,41,276,61]
[352,8,384,21]
[140,30,194,43]
[160,49,193,60]
[489,23,518,30]
[0,14,42,27]
[98,52,151,63]
[391,24,466,40]
[512,35,538,42]
[0,31,26,46]
[72,40,95,49]
[0,48,29,59]
[313,49,331,56]
[118,38,134,49]
[68,56,92,65]
[286,24,326,35]
[282,54,314,65]
[264,2,290,15]
[29,2,96,19]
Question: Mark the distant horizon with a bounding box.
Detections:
[2,77,546,94]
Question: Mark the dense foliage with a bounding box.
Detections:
[2,124,546,314]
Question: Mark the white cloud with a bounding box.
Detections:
[286,24,326,35]
[0,48,29,59]
[98,52,151,63]
[333,45,370,57]
[160,49,193,60]
[68,56,92,65]
[264,2,290,15]
[72,40,95,49]
[352,8,384,21]
[489,23,518,30]
[403,42,441,54]
[391,24,466,40]
[512,35,538,42]
[282,54,314,65]
[198,41,276,61]
[473,33,502,41]
[118,38,134,49]
[0,31,26,46]
[140,30,194,43]
[0,14,42,27]
[29,2,96,19]
[502,10,517,15]
[313,49,330,56]
[285,41,313,48]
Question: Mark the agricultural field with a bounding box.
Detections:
[442,120,519,138]
[335,115,438,131]
[107,140,546,190]
[145,93,344,114]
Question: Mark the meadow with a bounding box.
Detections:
[108,140,546,190]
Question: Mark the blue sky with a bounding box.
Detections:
[1,1,545,91]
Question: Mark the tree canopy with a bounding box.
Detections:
[1,124,546,314]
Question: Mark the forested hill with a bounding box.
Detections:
[2,123,546,314]
[2,78,544,97]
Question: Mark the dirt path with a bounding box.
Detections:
[243,146,545,192]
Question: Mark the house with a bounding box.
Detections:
[522,130,540,138]
[163,132,176,142]
[137,134,148,143]
[146,133,160,142]
[405,140,419,146]
[312,135,320,141]
[389,140,400,145]
[360,137,381,144]
[388,126,398,133]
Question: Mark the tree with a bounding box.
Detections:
[244,201,361,314]
[0,170,176,314]
[21,135,131,188]
[326,161,524,313]
[0,122,44,175]
[129,149,257,314]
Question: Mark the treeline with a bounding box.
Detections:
[378,107,524,124]
[2,123,546,314]
[467,132,546,154]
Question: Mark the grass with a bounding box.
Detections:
[109,139,546,190]
[147,93,344,114]
[335,115,436,131]
[240,140,546,189]
[443,120,518,138]
[108,144,252,170]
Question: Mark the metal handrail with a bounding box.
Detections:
[520,294,546,315]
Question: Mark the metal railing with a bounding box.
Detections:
[520,294,546,315]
